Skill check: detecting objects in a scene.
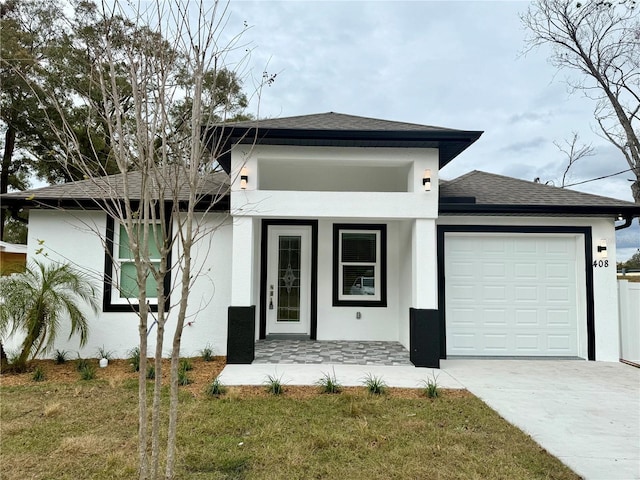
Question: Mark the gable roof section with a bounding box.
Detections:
[206,112,483,172]
[0,170,230,212]
[440,170,639,217]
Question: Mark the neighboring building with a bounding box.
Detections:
[0,241,27,274]
[1,113,638,362]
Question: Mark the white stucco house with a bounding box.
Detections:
[2,112,639,364]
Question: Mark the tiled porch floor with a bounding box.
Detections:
[253,340,412,366]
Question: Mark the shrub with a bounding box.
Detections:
[205,376,226,396]
[96,346,113,360]
[264,374,284,395]
[200,344,214,362]
[75,357,89,372]
[32,365,46,382]
[177,368,192,386]
[53,349,69,364]
[363,373,387,395]
[317,369,342,394]
[128,347,141,372]
[179,358,193,372]
[422,374,439,399]
[146,365,156,380]
[79,364,96,380]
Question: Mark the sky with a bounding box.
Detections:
[218,0,639,261]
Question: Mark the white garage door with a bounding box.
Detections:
[445,234,581,357]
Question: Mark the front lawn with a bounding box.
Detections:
[0,360,579,479]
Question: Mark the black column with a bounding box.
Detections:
[409,308,440,368]
[226,306,256,364]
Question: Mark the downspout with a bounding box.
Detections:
[615,216,634,230]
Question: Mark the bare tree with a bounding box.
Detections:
[522,0,640,203]
[555,131,595,186]
[14,1,267,478]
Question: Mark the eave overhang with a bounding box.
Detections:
[439,203,640,217]
[205,126,483,173]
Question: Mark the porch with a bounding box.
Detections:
[254,340,412,366]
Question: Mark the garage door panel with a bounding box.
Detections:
[546,263,570,279]
[547,334,575,352]
[515,309,539,326]
[483,309,507,326]
[448,307,475,326]
[450,332,477,351]
[484,334,509,351]
[482,262,506,278]
[547,309,572,327]
[445,234,580,357]
[515,263,538,278]
[515,334,540,351]
[483,285,507,301]
[546,286,570,302]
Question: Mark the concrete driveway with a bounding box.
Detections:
[441,359,640,480]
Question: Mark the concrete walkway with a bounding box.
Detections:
[219,359,640,480]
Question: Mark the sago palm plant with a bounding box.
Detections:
[0,261,99,372]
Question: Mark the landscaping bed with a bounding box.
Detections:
[1,357,580,479]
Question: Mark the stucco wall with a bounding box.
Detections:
[437,215,620,361]
[3,210,232,359]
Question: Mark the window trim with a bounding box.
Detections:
[332,223,387,307]
[103,215,171,313]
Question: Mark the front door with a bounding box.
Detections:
[266,225,312,335]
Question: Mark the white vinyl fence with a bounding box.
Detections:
[618,280,640,366]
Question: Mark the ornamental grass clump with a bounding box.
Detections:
[264,374,285,395]
[363,373,387,395]
[316,369,342,394]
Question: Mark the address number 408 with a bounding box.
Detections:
[593,260,609,268]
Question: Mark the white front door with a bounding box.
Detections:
[266,225,312,335]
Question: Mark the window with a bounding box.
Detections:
[333,224,387,307]
[104,216,170,312]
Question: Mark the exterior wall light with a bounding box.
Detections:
[240,166,248,190]
[423,169,431,191]
[597,239,607,258]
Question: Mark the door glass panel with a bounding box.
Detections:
[277,236,301,322]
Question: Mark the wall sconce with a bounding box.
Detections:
[240,166,248,190]
[423,169,431,192]
[597,239,607,258]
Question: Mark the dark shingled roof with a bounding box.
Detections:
[0,170,230,210]
[223,112,463,132]
[207,112,483,172]
[440,170,639,217]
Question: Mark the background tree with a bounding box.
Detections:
[11,1,268,478]
[619,249,640,269]
[0,0,252,241]
[0,261,98,372]
[555,132,595,186]
[522,0,640,203]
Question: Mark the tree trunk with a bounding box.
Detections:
[1,125,17,241]
[632,179,640,205]
[165,238,192,479]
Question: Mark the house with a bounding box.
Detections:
[0,241,27,274]
[1,112,638,364]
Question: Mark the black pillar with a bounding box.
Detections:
[409,308,440,368]
[226,306,256,364]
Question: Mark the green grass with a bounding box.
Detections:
[0,382,579,480]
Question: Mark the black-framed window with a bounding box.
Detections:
[333,224,387,307]
[104,216,171,312]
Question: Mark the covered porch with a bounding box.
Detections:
[253,339,412,365]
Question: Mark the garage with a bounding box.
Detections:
[444,233,585,357]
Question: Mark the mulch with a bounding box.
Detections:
[0,356,471,399]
